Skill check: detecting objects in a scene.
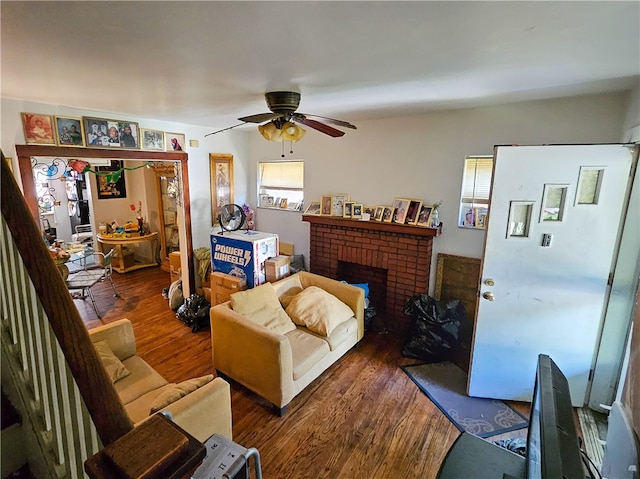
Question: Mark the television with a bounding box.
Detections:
[437,354,587,479]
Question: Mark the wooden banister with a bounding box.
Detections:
[1,152,134,445]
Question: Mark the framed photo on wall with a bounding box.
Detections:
[166,132,186,152]
[55,116,85,147]
[96,160,127,199]
[140,128,165,151]
[210,153,234,223]
[118,121,140,149]
[22,113,56,145]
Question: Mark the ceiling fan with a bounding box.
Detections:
[205,91,357,141]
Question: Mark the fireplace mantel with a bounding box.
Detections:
[302,215,442,237]
[303,215,442,329]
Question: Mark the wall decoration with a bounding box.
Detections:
[96,160,127,199]
[166,132,186,151]
[304,201,321,215]
[55,116,85,147]
[84,117,110,147]
[21,113,56,145]
[140,128,165,151]
[210,153,233,223]
[118,121,140,149]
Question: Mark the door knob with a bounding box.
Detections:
[482,291,495,301]
[484,278,495,286]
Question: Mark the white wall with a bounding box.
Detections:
[249,92,630,292]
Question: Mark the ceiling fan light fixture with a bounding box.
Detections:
[258,121,283,142]
[281,122,306,142]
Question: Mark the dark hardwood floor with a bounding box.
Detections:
[79,266,530,478]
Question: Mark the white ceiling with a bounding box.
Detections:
[2,1,639,135]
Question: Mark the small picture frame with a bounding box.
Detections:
[392,198,411,224]
[84,117,114,147]
[382,206,394,223]
[55,116,85,147]
[374,206,385,221]
[141,128,165,151]
[332,194,350,217]
[416,204,433,227]
[343,201,355,218]
[320,195,333,216]
[22,113,56,145]
[352,204,363,219]
[117,121,140,149]
[304,201,321,215]
[259,194,269,207]
[463,207,476,227]
[475,207,488,229]
[405,200,423,225]
[279,198,288,209]
[364,205,377,218]
[166,132,186,151]
[267,196,275,207]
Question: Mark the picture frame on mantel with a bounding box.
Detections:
[331,194,350,217]
[320,195,333,216]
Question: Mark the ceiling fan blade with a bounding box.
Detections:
[296,113,356,130]
[238,112,281,124]
[296,118,345,137]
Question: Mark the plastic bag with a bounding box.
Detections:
[176,293,210,332]
[402,294,467,363]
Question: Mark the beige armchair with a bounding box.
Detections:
[210,272,364,414]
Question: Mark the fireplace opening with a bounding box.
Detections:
[338,261,388,319]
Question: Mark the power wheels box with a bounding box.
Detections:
[210,231,278,288]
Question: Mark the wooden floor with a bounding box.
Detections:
[78,266,530,479]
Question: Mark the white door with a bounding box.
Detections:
[468,144,637,406]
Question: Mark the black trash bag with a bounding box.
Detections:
[176,293,210,333]
[402,294,467,363]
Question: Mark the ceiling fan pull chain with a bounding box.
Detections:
[290,141,294,155]
[281,141,285,158]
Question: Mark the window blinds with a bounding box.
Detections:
[461,157,493,204]
[259,161,304,188]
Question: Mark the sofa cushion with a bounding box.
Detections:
[279,286,303,309]
[115,355,169,405]
[285,286,355,336]
[149,375,214,413]
[231,282,281,314]
[303,316,359,351]
[231,283,296,334]
[285,329,330,380]
[93,340,131,383]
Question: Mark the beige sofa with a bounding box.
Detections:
[210,271,365,414]
[88,318,232,442]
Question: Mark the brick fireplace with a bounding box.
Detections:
[303,215,441,330]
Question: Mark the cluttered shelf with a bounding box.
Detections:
[302,215,442,237]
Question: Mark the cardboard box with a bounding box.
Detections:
[211,271,247,305]
[210,231,278,288]
[265,255,290,282]
[169,251,181,273]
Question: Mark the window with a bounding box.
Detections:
[459,156,493,228]
[258,161,304,211]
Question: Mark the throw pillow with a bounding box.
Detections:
[250,305,297,335]
[279,286,303,309]
[93,340,131,383]
[149,375,214,413]
[230,282,281,315]
[285,286,354,336]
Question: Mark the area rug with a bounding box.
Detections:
[401,362,528,438]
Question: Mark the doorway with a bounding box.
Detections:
[15,145,196,296]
